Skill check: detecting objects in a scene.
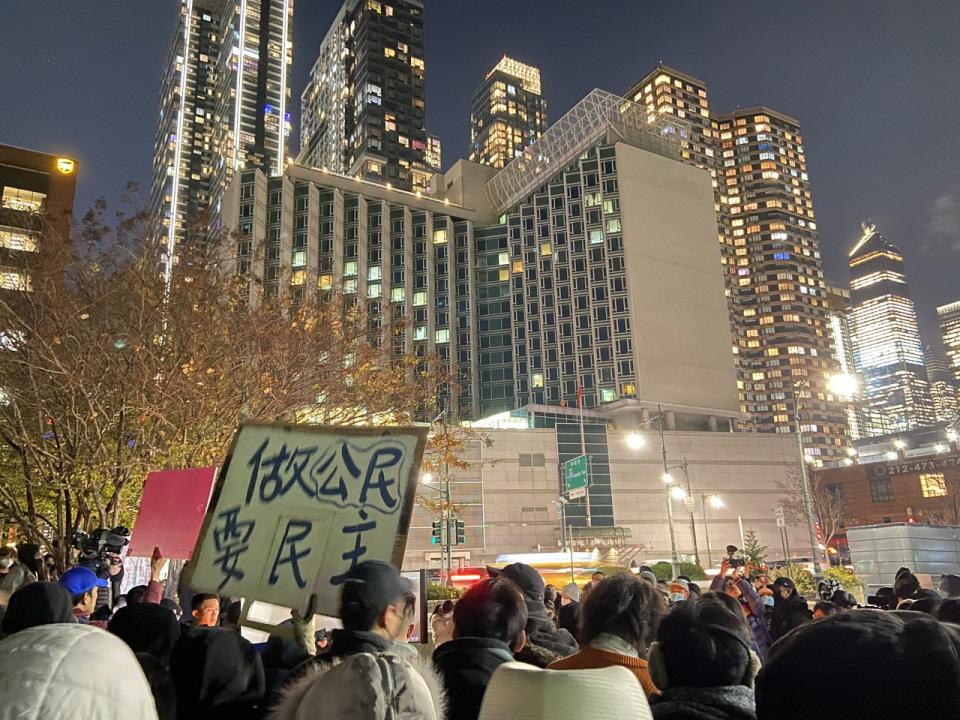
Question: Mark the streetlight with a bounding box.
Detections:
[792,379,822,575]
[827,372,859,399]
[670,485,687,501]
[421,472,434,485]
[894,439,907,451]
[885,450,898,461]
[702,493,725,568]
[626,432,645,450]
[662,471,675,484]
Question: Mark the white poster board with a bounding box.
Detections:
[188,423,427,617]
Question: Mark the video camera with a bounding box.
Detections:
[71,526,130,577]
[725,545,746,569]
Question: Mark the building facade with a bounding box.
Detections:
[848,222,934,434]
[299,0,430,192]
[0,144,78,294]
[827,285,869,439]
[939,300,960,390]
[925,349,959,424]
[625,65,850,462]
[150,0,293,285]
[469,56,547,170]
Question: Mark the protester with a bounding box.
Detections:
[711,561,771,660]
[893,566,941,603]
[494,563,578,667]
[755,610,960,719]
[543,584,560,619]
[938,598,960,623]
[0,580,74,637]
[161,598,183,621]
[767,577,812,642]
[648,596,759,720]
[668,578,690,605]
[0,623,160,719]
[549,574,663,698]
[433,576,528,720]
[812,601,837,619]
[171,625,266,719]
[829,589,858,610]
[582,570,606,596]
[677,575,701,598]
[939,572,960,599]
[190,592,220,627]
[60,565,110,627]
[556,582,580,637]
[431,599,455,647]
[639,570,659,587]
[477,662,652,720]
[110,602,182,665]
[0,545,35,596]
[137,652,178,720]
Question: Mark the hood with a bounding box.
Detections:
[526,614,579,657]
[268,651,447,720]
[651,685,757,720]
[0,581,75,636]
[0,623,159,720]
[109,603,181,666]
[170,626,265,714]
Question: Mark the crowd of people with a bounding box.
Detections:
[1,544,960,720]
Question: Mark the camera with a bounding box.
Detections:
[725,545,745,568]
[71,526,130,577]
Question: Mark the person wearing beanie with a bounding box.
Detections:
[492,563,578,666]
[668,579,690,605]
[710,560,772,661]
[549,574,664,699]
[768,577,812,643]
[557,582,581,638]
[639,570,659,587]
[0,581,74,637]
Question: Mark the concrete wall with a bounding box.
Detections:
[401,426,810,572]
[615,142,740,415]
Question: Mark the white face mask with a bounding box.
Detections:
[670,592,686,604]
[762,595,775,607]
[0,557,14,569]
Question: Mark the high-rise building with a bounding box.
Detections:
[469,56,547,169]
[826,285,868,439]
[425,132,442,175]
[0,144,78,294]
[299,0,429,192]
[625,65,849,461]
[151,0,293,285]
[924,348,959,423]
[848,222,934,433]
[939,300,960,389]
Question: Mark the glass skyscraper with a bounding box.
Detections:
[938,300,960,401]
[150,0,293,285]
[469,56,547,170]
[848,222,934,433]
[299,0,431,193]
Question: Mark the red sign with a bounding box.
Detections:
[127,467,217,559]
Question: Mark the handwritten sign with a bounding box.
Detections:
[188,423,427,616]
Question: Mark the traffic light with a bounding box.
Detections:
[454,519,465,545]
[431,520,442,545]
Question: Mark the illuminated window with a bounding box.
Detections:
[531,373,544,388]
[318,274,333,290]
[0,267,31,291]
[606,218,621,233]
[0,228,38,252]
[292,250,306,268]
[290,270,305,286]
[2,187,46,212]
[497,252,509,266]
[384,47,396,58]
[433,228,447,244]
[600,387,617,403]
[368,265,382,281]
[435,328,450,343]
[414,326,427,341]
[344,261,358,277]
[512,260,523,274]
[343,279,357,294]
[390,287,405,302]
[920,473,947,498]
[413,291,427,306]
[539,243,552,256]
[588,229,603,244]
[367,282,381,298]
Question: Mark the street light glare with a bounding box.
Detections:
[421,472,434,484]
[662,472,674,484]
[893,439,906,450]
[708,495,725,509]
[670,485,687,501]
[827,372,858,399]
[948,429,959,442]
[626,432,645,450]
[885,451,898,461]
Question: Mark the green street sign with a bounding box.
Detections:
[564,455,589,498]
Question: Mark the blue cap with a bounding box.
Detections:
[60,566,109,596]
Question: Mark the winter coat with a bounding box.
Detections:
[769,592,813,643]
[709,575,772,660]
[557,600,581,638]
[0,562,35,597]
[269,650,447,720]
[170,626,265,720]
[110,602,181,666]
[515,611,579,667]
[433,637,515,720]
[549,645,659,698]
[0,580,75,637]
[0,623,159,720]
[650,685,757,720]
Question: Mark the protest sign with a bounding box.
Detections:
[188,423,427,617]
[127,466,217,558]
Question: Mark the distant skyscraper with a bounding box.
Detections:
[425,132,442,175]
[938,300,960,390]
[469,56,547,169]
[151,0,293,285]
[299,0,429,192]
[826,286,868,439]
[625,65,849,460]
[848,222,934,433]
[924,347,959,423]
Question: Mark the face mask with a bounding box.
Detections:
[670,592,686,603]
[762,595,775,607]
[0,558,14,569]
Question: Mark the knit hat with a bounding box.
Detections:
[772,576,796,593]
[478,662,652,720]
[940,573,960,598]
[669,578,689,594]
[562,583,580,602]
[639,570,658,586]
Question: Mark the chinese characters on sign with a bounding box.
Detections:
[189,424,426,615]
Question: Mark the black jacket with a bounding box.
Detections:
[515,612,579,667]
[769,593,813,642]
[651,685,757,720]
[433,637,515,720]
[557,601,581,638]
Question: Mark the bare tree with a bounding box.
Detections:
[0,204,443,564]
[778,463,850,548]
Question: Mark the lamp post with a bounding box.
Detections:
[701,493,724,568]
[420,469,453,585]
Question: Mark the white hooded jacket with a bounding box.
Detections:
[0,623,159,720]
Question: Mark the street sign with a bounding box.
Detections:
[564,455,589,499]
[775,506,786,528]
[683,496,695,509]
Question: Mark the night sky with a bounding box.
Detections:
[2,1,958,348]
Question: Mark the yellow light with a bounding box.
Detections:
[626,433,645,450]
[662,472,674,484]
[827,372,858,399]
[670,486,687,501]
[708,495,725,509]
[56,158,75,174]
